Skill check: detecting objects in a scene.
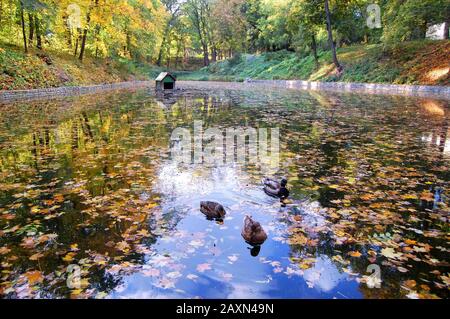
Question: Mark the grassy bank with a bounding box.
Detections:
[2,40,449,91]
[0,43,164,91]
[178,40,450,86]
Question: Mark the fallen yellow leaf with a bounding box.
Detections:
[349,251,362,258]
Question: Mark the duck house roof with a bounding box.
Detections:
[155,72,176,82]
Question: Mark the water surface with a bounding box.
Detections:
[0,84,449,299]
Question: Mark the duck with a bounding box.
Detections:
[241,215,267,245]
[200,201,226,220]
[263,177,290,200]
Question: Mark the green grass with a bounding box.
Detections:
[179,40,449,86]
[0,43,163,90]
[1,40,448,90]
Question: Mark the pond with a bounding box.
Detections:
[0,82,449,299]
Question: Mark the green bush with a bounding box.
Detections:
[228,53,243,67]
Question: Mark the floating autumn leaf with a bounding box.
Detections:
[406,291,419,299]
[0,246,11,255]
[332,255,349,265]
[37,233,58,244]
[29,252,44,261]
[404,239,417,245]
[397,266,408,273]
[439,275,450,287]
[20,237,36,249]
[289,233,308,245]
[349,251,362,258]
[116,241,131,252]
[306,239,319,246]
[420,284,430,291]
[189,239,204,248]
[420,191,434,202]
[401,194,418,200]
[166,271,182,279]
[329,212,340,219]
[25,271,44,285]
[186,274,198,281]
[361,274,382,288]
[220,272,233,282]
[381,247,402,259]
[403,280,417,288]
[228,255,238,263]
[270,261,281,267]
[360,194,375,201]
[62,252,76,262]
[70,289,83,297]
[273,267,283,273]
[299,262,312,270]
[136,229,150,237]
[196,263,211,273]
[54,194,65,203]
[157,278,176,289]
[142,269,160,277]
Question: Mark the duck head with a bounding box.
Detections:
[215,204,226,218]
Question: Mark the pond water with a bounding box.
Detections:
[0,83,449,299]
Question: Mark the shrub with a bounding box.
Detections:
[228,53,243,67]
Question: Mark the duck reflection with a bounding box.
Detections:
[248,245,261,257]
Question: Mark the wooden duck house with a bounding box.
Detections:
[155,72,176,91]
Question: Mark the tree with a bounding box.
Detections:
[382,0,450,42]
[79,0,98,61]
[185,0,211,66]
[324,0,342,72]
[288,0,325,68]
[157,0,181,66]
[19,1,28,53]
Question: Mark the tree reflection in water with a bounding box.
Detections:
[0,86,448,299]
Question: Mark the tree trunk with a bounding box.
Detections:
[79,26,88,61]
[94,25,100,58]
[175,40,181,68]
[74,30,80,56]
[79,0,99,61]
[419,20,428,39]
[65,18,72,47]
[202,43,209,66]
[28,13,34,46]
[211,46,217,63]
[444,21,449,39]
[126,31,131,57]
[157,33,167,66]
[20,1,28,53]
[324,0,342,72]
[35,16,42,50]
[0,0,3,27]
[183,43,187,68]
[311,34,319,69]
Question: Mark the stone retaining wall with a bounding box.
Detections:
[245,80,450,99]
[1,79,449,102]
[0,81,153,102]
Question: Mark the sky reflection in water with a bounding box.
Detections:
[0,85,448,299]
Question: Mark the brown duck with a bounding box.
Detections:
[241,215,267,245]
[200,201,226,219]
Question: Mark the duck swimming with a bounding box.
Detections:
[263,177,289,200]
[200,201,226,220]
[241,215,267,245]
